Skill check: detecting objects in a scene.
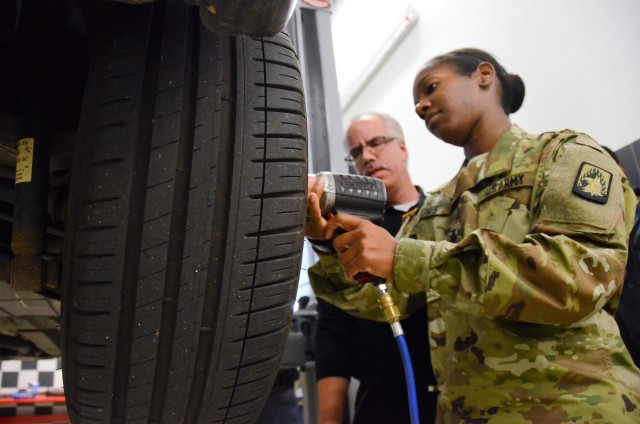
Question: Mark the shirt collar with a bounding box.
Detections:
[483,124,527,178]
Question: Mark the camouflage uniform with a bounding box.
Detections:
[310,126,640,423]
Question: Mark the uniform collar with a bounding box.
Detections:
[447,125,527,199]
[484,125,528,178]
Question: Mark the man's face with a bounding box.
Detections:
[346,116,409,192]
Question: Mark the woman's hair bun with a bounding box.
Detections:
[505,73,525,114]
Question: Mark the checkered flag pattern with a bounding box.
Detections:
[0,358,67,417]
[0,358,63,395]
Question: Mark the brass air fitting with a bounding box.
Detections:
[376,283,401,324]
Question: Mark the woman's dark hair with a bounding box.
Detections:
[431,48,525,114]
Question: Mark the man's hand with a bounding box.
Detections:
[306,175,331,240]
[325,214,397,281]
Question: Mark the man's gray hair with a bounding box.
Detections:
[350,112,404,140]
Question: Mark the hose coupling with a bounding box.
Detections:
[376,283,401,324]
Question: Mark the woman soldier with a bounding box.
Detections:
[307,48,640,422]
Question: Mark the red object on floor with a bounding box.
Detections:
[0,395,69,423]
[0,414,70,423]
[0,395,66,405]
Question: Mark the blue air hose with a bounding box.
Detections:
[376,283,421,424]
[396,331,420,424]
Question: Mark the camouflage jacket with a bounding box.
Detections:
[311,126,640,423]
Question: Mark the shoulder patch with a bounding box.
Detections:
[572,162,612,204]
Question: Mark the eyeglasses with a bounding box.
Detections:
[344,136,399,163]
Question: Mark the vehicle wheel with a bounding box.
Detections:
[61,2,307,423]
[198,0,296,37]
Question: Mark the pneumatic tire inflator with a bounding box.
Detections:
[311,171,421,424]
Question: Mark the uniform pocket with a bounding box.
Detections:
[479,196,515,233]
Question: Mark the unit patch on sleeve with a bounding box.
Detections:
[572,162,612,204]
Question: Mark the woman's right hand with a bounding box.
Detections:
[306,175,330,240]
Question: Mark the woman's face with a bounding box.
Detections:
[412,61,484,147]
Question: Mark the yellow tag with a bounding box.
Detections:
[401,208,418,223]
[16,138,34,184]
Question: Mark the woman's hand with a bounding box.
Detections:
[325,214,397,281]
[305,175,330,240]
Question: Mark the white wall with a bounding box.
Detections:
[331,0,640,191]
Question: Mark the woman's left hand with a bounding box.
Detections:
[325,214,397,282]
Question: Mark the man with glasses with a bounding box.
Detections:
[306,113,437,424]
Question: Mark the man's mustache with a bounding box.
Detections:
[364,163,390,176]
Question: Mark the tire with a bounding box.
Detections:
[61,2,307,423]
[198,0,296,37]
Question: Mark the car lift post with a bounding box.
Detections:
[285,2,345,423]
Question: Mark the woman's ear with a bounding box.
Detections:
[477,62,496,88]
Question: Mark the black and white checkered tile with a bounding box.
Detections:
[0,358,66,417]
[0,358,63,395]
